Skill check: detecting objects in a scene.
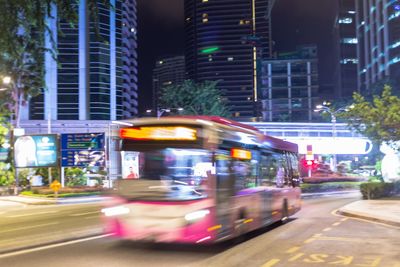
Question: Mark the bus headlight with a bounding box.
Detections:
[184,209,210,222]
[101,206,130,217]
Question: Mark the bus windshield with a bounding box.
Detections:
[118,148,213,201]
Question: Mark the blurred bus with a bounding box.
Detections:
[102,116,301,244]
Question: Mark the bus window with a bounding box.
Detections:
[231,149,259,193]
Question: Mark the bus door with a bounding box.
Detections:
[215,151,235,238]
[259,152,279,225]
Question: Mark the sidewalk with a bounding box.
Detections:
[0,195,109,205]
[337,199,400,227]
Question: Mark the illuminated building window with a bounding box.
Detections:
[227,57,234,61]
[341,38,358,44]
[339,17,352,24]
[348,11,356,14]
[186,17,191,21]
[390,40,400,49]
[389,11,400,20]
[202,0,208,2]
[340,58,358,64]
[239,20,244,24]
[389,57,400,65]
[202,13,208,23]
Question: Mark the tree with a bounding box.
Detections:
[341,85,400,148]
[158,80,231,117]
[0,1,108,127]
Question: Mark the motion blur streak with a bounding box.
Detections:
[0,234,112,259]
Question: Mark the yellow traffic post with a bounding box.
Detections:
[50,180,61,199]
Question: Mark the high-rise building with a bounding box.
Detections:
[261,46,319,122]
[28,0,138,121]
[184,0,276,119]
[152,55,186,110]
[333,0,358,99]
[356,0,400,92]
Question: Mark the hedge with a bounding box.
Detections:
[300,182,362,193]
[360,181,400,199]
[30,186,103,195]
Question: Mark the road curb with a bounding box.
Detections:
[336,209,400,228]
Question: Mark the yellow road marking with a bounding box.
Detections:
[323,227,332,232]
[261,259,280,267]
[288,253,305,262]
[285,246,301,254]
[304,238,315,244]
[332,222,341,226]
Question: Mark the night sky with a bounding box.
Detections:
[137,0,336,113]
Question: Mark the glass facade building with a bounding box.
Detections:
[184,0,276,119]
[356,0,400,92]
[152,56,186,111]
[333,0,358,98]
[29,0,138,121]
[261,46,319,122]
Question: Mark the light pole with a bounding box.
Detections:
[146,107,184,119]
[314,102,353,172]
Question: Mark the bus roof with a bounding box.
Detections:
[119,116,298,153]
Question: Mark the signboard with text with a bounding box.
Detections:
[61,133,105,167]
[14,135,58,168]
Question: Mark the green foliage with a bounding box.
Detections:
[158,80,231,117]
[341,85,400,148]
[359,181,400,199]
[0,162,13,186]
[34,167,59,185]
[0,0,111,123]
[300,182,362,193]
[65,167,87,186]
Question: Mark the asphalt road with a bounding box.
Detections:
[1,195,399,267]
[0,201,103,252]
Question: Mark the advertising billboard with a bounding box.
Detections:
[60,133,105,167]
[14,135,58,168]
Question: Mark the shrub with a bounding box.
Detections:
[359,182,399,199]
[301,182,362,193]
[302,176,366,184]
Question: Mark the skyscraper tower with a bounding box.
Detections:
[152,55,186,111]
[184,0,276,119]
[356,0,400,93]
[28,0,138,121]
[333,0,358,99]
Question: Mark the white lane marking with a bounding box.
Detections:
[69,211,100,217]
[0,234,113,259]
[6,210,59,218]
[0,222,59,234]
[84,216,100,220]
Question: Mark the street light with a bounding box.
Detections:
[314,101,353,172]
[146,107,184,119]
[0,76,11,91]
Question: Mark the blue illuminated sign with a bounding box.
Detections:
[61,133,105,167]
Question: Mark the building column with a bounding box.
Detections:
[44,3,58,121]
[110,0,117,120]
[79,0,89,120]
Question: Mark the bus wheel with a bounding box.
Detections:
[281,199,289,224]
